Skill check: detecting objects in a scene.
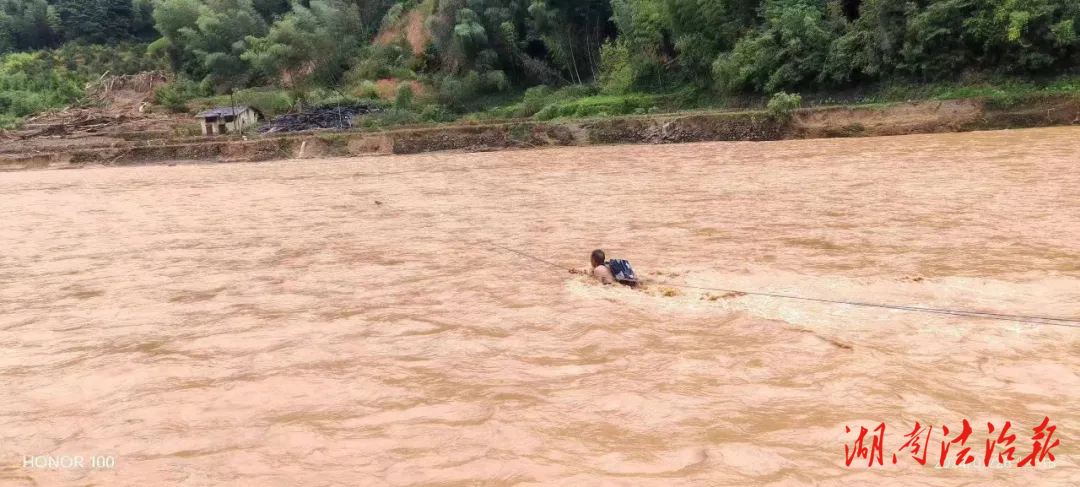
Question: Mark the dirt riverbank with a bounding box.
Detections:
[2,94,1078,171]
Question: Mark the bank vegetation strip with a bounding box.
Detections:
[2,92,1079,171]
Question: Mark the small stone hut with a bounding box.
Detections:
[195,106,264,135]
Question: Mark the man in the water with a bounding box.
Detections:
[588,249,638,287]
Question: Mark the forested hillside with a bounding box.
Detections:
[2,0,1080,128]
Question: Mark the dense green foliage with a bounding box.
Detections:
[126,0,1080,95]
[2,0,1080,126]
[0,0,156,52]
[0,43,163,127]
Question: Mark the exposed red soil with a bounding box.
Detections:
[373,8,429,55]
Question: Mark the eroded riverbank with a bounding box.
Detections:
[2,94,1079,171]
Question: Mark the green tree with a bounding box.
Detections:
[349,0,394,38]
[153,0,268,91]
[243,0,364,90]
[151,0,201,73]
[0,12,10,54]
[0,0,59,52]
[55,0,137,44]
[394,81,413,108]
[665,0,762,81]
[966,0,1080,73]
[525,0,612,84]
[252,0,290,22]
[821,0,908,85]
[453,8,487,60]
[713,0,837,93]
[132,0,157,39]
[899,0,979,80]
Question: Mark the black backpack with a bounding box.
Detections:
[607,259,637,283]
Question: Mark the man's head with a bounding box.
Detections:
[590,249,605,268]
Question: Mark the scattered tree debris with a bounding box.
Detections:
[257,104,382,133]
[84,71,171,104]
[7,71,183,145]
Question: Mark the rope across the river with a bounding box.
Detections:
[481,240,1080,329]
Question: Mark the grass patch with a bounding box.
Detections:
[0,113,22,130]
[533,94,665,121]
[865,77,1080,105]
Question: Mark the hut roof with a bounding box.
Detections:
[195,106,262,118]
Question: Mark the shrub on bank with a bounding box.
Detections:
[767,91,802,119]
[419,104,456,123]
[354,80,380,99]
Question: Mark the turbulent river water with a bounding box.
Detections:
[1,127,1079,486]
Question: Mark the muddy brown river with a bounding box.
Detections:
[2,128,1079,485]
